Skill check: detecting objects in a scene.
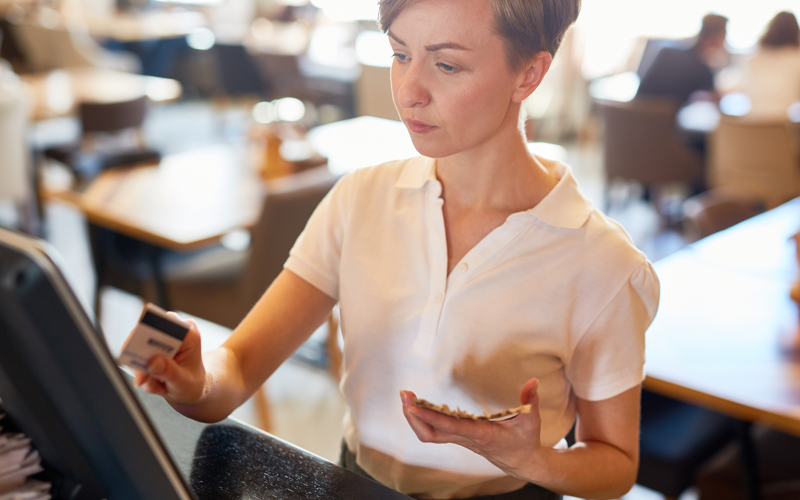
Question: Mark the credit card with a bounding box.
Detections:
[118,303,190,372]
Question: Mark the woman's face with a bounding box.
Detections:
[388,0,525,159]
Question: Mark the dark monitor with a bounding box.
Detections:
[0,228,194,500]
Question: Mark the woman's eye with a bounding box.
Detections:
[392,53,409,62]
[437,62,457,73]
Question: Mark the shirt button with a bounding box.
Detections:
[434,292,443,303]
[459,263,469,272]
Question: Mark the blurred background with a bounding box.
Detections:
[1,0,800,499]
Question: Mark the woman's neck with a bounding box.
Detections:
[435,121,558,215]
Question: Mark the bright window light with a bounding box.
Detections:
[252,101,277,124]
[578,1,800,79]
[356,31,393,68]
[310,0,378,22]
[788,103,800,123]
[275,98,306,122]
[719,93,752,116]
[308,25,357,68]
[187,27,216,51]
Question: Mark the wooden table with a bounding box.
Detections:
[43,145,262,250]
[644,198,800,437]
[42,117,410,252]
[22,67,182,121]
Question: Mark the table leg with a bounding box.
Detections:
[739,421,760,500]
[146,245,170,311]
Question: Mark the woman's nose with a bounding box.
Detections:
[396,63,430,109]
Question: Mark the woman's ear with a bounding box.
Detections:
[512,51,553,103]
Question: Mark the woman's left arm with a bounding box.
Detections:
[401,379,640,500]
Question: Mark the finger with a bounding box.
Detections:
[399,391,456,444]
[400,390,416,409]
[166,310,188,323]
[167,313,199,336]
[410,405,482,435]
[399,390,480,433]
[404,407,441,442]
[147,354,186,386]
[142,376,167,396]
[173,326,202,363]
[134,371,149,387]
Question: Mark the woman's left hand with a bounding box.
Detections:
[400,378,542,479]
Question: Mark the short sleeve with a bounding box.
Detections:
[283,174,354,301]
[566,261,660,401]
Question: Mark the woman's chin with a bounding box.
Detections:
[407,136,454,159]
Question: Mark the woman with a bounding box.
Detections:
[133,1,659,499]
[724,11,800,118]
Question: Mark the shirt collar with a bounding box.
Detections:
[395,156,437,189]
[395,155,594,229]
[526,159,595,229]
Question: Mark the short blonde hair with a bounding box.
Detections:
[377,0,581,72]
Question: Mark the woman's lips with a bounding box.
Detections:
[406,119,438,134]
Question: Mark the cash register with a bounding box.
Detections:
[0,228,410,500]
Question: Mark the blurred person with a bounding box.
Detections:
[126,1,661,499]
[636,14,729,106]
[722,11,800,119]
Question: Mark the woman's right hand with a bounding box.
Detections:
[132,314,207,406]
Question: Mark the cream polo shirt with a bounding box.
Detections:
[285,155,660,499]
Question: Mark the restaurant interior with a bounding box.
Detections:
[1,0,799,498]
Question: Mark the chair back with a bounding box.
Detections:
[242,166,340,305]
[709,116,800,209]
[8,23,93,72]
[79,96,149,134]
[256,52,303,99]
[596,97,704,186]
[212,44,268,98]
[682,188,761,242]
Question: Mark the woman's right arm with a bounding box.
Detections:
[134,269,337,422]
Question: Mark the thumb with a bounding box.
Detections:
[520,378,539,406]
[400,390,417,409]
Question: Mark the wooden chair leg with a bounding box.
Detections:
[253,384,273,434]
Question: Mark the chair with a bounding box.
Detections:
[43,96,160,180]
[255,52,356,115]
[91,165,340,329]
[90,166,342,430]
[708,116,800,209]
[638,390,742,500]
[596,96,705,185]
[682,188,762,242]
[639,185,762,498]
[696,425,800,500]
[212,43,270,99]
[162,167,340,329]
[7,22,139,73]
[595,97,705,210]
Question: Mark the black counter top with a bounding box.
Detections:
[135,387,412,500]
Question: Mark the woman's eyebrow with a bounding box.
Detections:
[425,42,471,51]
[388,31,406,46]
[387,31,470,52]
